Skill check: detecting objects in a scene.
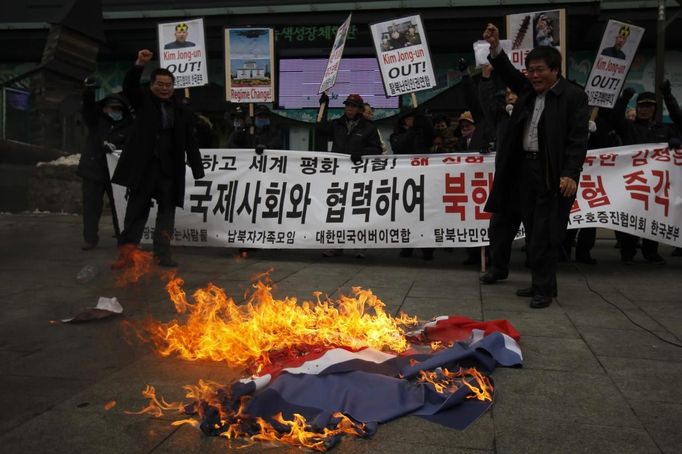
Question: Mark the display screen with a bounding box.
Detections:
[278,58,399,109]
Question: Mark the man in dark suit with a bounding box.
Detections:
[482,23,589,308]
[111,49,205,268]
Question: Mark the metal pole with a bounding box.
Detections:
[656,0,666,123]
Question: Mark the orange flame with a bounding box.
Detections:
[417,367,494,401]
[129,380,366,452]
[114,246,155,287]
[135,277,418,372]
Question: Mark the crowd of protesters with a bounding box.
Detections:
[78,31,681,294]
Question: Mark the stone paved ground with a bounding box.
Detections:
[0,213,680,454]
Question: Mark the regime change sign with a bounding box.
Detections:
[585,20,644,108]
[370,15,436,96]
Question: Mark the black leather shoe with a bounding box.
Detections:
[516,287,534,297]
[530,295,553,308]
[480,271,508,284]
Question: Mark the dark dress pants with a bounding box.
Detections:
[520,159,574,297]
[616,231,658,260]
[487,210,522,276]
[118,158,176,259]
[82,177,120,244]
[562,228,596,260]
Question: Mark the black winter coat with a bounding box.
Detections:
[484,50,589,214]
[111,65,205,207]
[77,89,133,182]
[316,113,382,158]
[389,112,434,154]
[610,92,681,145]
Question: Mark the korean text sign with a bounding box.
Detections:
[319,13,353,94]
[370,15,436,97]
[157,18,208,89]
[107,145,681,249]
[585,20,644,108]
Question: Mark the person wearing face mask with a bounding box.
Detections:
[252,105,283,150]
[77,77,133,251]
[609,82,682,264]
[111,49,205,268]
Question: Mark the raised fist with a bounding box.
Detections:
[483,23,500,50]
[660,79,672,96]
[319,92,330,106]
[136,49,153,66]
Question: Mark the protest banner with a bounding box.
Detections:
[505,9,566,74]
[225,28,275,103]
[108,144,681,249]
[585,20,645,108]
[157,18,208,89]
[319,13,353,94]
[370,15,436,97]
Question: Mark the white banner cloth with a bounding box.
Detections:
[107,144,681,248]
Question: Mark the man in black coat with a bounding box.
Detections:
[316,93,383,162]
[316,93,382,257]
[609,86,681,264]
[483,24,589,308]
[77,80,133,250]
[111,49,205,268]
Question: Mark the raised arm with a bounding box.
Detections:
[123,49,153,109]
[483,23,530,96]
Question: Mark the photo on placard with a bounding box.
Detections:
[507,10,562,50]
[599,22,641,61]
[228,29,272,88]
[376,20,422,52]
[532,11,560,48]
[162,21,197,49]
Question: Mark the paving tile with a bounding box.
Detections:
[491,368,640,428]
[629,400,682,454]
[579,326,682,362]
[494,415,659,454]
[516,336,601,373]
[0,374,93,435]
[0,408,175,454]
[598,356,682,403]
[484,310,580,339]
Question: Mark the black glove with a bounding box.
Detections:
[621,87,636,101]
[668,137,681,150]
[660,79,672,96]
[255,144,265,155]
[350,153,362,165]
[456,58,468,73]
[84,76,100,88]
[319,92,330,106]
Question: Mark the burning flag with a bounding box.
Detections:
[122,270,522,451]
